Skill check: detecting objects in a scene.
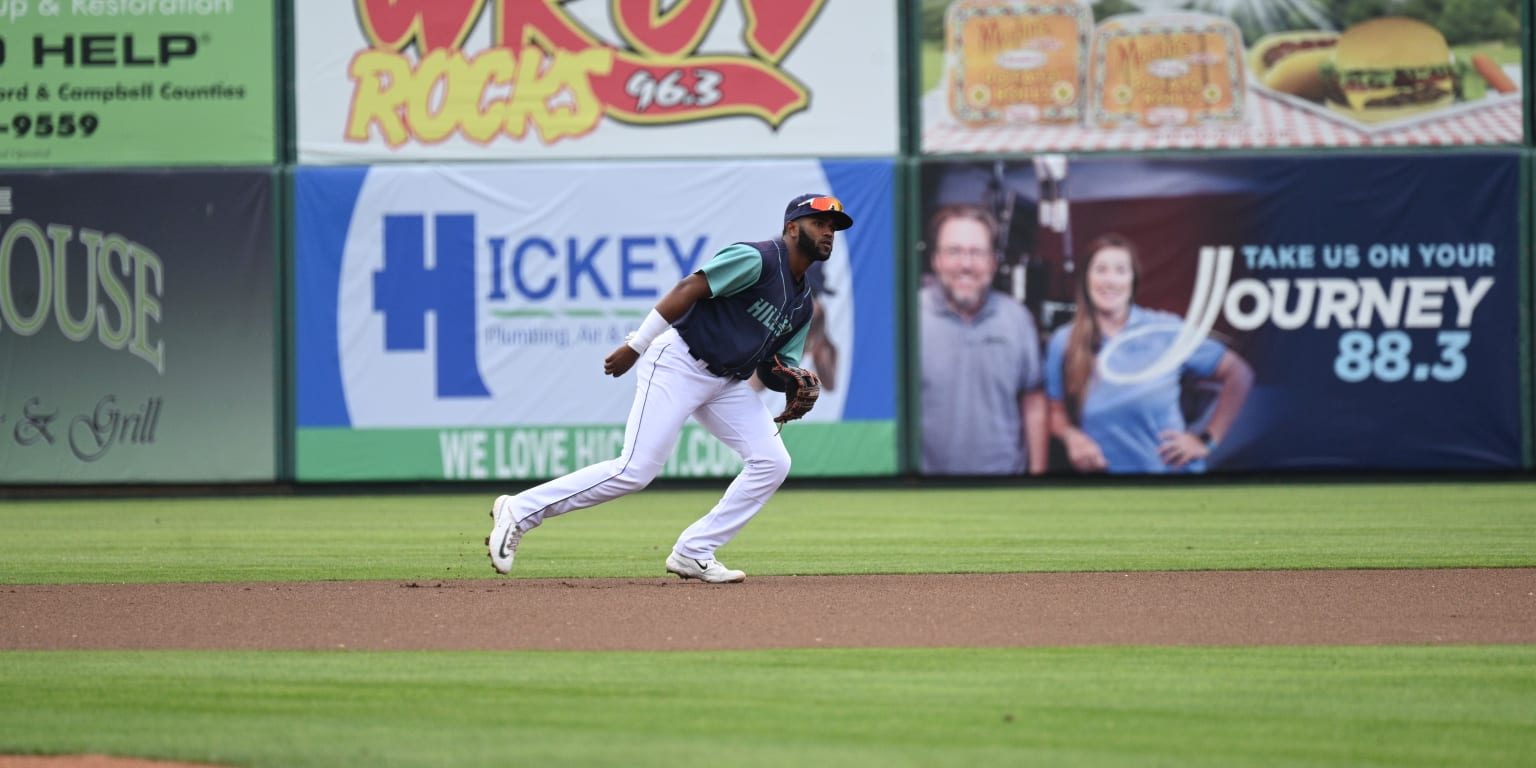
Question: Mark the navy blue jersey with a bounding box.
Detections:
[674,238,815,379]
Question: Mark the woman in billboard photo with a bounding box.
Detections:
[1045,234,1254,474]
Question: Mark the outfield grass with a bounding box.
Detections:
[2,647,1532,768]
[2,483,1532,767]
[1,483,1533,583]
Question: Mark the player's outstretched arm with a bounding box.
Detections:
[604,274,713,378]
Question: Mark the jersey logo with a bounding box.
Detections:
[746,297,794,336]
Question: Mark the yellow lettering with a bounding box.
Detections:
[504,46,613,142]
[503,47,564,140]
[347,50,413,145]
[406,50,459,143]
[457,49,517,143]
[348,45,614,146]
[534,47,612,141]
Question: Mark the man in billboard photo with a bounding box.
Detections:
[484,194,853,583]
[1045,234,1253,474]
[919,204,1048,475]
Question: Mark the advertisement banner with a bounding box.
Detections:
[917,0,1524,153]
[0,169,277,483]
[917,153,1521,474]
[293,0,900,162]
[0,1,277,167]
[294,159,896,481]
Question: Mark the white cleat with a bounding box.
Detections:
[665,551,746,584]
[485,495,523,575]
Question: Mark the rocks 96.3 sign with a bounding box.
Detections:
[294,0,899,161]
[0,0,277,167]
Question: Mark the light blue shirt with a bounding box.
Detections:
[1045,306,1225,474]
[920,282,1043,475]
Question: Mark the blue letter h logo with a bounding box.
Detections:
[374,214,491,398]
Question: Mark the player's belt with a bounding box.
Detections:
[688,348,744,379]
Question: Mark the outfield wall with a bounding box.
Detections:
[0,0,1531,484]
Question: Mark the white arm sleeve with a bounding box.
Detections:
[625,309,671,354]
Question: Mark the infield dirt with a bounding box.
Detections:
[5,568,1534,651]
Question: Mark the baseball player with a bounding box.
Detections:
[486,193,854,583]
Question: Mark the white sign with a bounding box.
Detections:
[295,0,900,161]
[327,160,855,427]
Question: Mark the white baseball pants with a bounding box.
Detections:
[504,329,791,560]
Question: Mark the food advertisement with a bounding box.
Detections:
[918,0,1524,152]
[917,152,1521,474]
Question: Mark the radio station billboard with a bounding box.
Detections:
[295,0,900,162]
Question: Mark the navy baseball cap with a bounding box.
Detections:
[784,193,854,231]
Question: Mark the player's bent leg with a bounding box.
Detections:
[485,335,715,573]
[671,385,791,568]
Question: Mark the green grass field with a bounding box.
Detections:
[2,482,1533,767]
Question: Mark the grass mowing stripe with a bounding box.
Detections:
[1,647,1531,768]
[2,484,1533,583]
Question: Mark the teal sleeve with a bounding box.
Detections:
[772,322,811,369]
[697,243,762,297]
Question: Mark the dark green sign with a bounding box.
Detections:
[0,168,278,483]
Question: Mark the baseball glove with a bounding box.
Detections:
[763,356,820,429]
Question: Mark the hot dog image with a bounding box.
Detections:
[1247,30,1339,103]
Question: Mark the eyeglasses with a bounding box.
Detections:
[937,245,993,261]
[803,196,843,212]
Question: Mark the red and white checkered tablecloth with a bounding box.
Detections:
[920,87,1525,154]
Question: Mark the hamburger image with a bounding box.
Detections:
[1248,30,1339,103]
[1320,17,1459,123]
